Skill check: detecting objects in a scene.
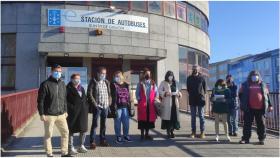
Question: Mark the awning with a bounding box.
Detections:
[38,42,167,60]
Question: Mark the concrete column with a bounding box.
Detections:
[83,57,92,82]
[122,59,131,85]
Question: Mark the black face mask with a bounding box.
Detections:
[144,75,150,80]
[192,70,198,75]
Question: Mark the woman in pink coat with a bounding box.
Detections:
[135,68,159,141]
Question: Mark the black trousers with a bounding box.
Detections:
[242,109,266,141]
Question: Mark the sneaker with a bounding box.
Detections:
[215,135,219,142]
[47,154,53,157]
[124,136,133,142]
[190,132,196,138]
[226,135,231,142]
[77,145,88,153]
[115,136,124,144]
[199,132,206,139]
[170,132,175,138]
[68,147,78,155]
[239,140,249,144]
[90,142,96,150]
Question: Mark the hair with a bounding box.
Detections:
[71,73,80,79]
[164,71,175,82]
[51,64,62,71]
[247,70,262,82]
[114,71,124,82]
[215,79,226,87]
[226,74,232,79]
[143,67,150,74]
[97,66,106,73]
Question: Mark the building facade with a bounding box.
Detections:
[209,49,279,92]
[1,1,210,100]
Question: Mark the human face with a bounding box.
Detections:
[144,71,151,80]
[72,75,81,85]
[52,67,62,79]
[98,69,107,80]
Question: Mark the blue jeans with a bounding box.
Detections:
[190,106,205,133]
[114,107,130,137]
[90,107,108,143]
[227,109,239,134]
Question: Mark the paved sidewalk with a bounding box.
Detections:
[2,112,279,157]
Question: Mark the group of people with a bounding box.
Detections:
[37,64,273,157]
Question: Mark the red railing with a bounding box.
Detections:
[179,90,280,131]
[1,89,38,144]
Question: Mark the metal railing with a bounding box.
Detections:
[179,90,279,131]
[1,89,38,144]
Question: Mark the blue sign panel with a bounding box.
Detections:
[48,9,61,26]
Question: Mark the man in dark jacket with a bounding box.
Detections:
[239,70,273,145]
[37,64,69,157]
[187,65,207,139]
[87,67,112,149]
[226,74,239,136]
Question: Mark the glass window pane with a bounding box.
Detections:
[187,50,196,65]
[111,1,129,10]
[148,1,162,15]
[176,2,186,22]
[1,66,15,88]
[164,1,175,18]
[187,5,195,25]
[1,34,16,57]
[194,11,201,27]
[132,1,147,12]
[179,46,188,89]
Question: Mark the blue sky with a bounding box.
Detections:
[209,1,279,63]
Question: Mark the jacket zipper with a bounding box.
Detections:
[57,83,60,113]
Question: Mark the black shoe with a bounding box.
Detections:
[229,133,233,136]
[170,132,175,138]
[233,133,238,136]
[239,140,249,144]
[47,154,53,157]
[259,140,265,145]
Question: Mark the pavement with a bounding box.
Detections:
[2,111,279,157]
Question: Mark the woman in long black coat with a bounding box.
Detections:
[67,73,88,155]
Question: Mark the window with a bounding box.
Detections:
[111,1,129,10]
[131,1,147,12]
[194,11,201,27]
[187,50,196,65]
[179,46,188,89]
[148,1,162,15]
[164,1,175,18]
[176,2,186,22]
[276,58,279,67]
[198,54,202,66]
[186,5,195,25]
[1,34,16,90]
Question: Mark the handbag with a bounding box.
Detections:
[154,98,161,116]
[128,103,135,117]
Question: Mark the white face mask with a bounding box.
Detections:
[217,86,222,90]
[72,79,81,85]
[168,76,173,81]
[115,77,121,83]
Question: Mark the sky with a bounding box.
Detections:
[209,1,279,63]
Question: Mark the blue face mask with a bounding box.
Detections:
[52,71,62,79]
[99,74,106,81]
[251,75,259,82]
[114,77,120,83]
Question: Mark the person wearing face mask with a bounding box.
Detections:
[159,71,182,138]
[186,65,207,139]
[225,75,239,136]
[37,64,70,157]
[66,74,88,155]
[210,79,232,142]
[238,70,273,145]
[87,67,111,149]
[110,71,133,144]
[135,68,159,141]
